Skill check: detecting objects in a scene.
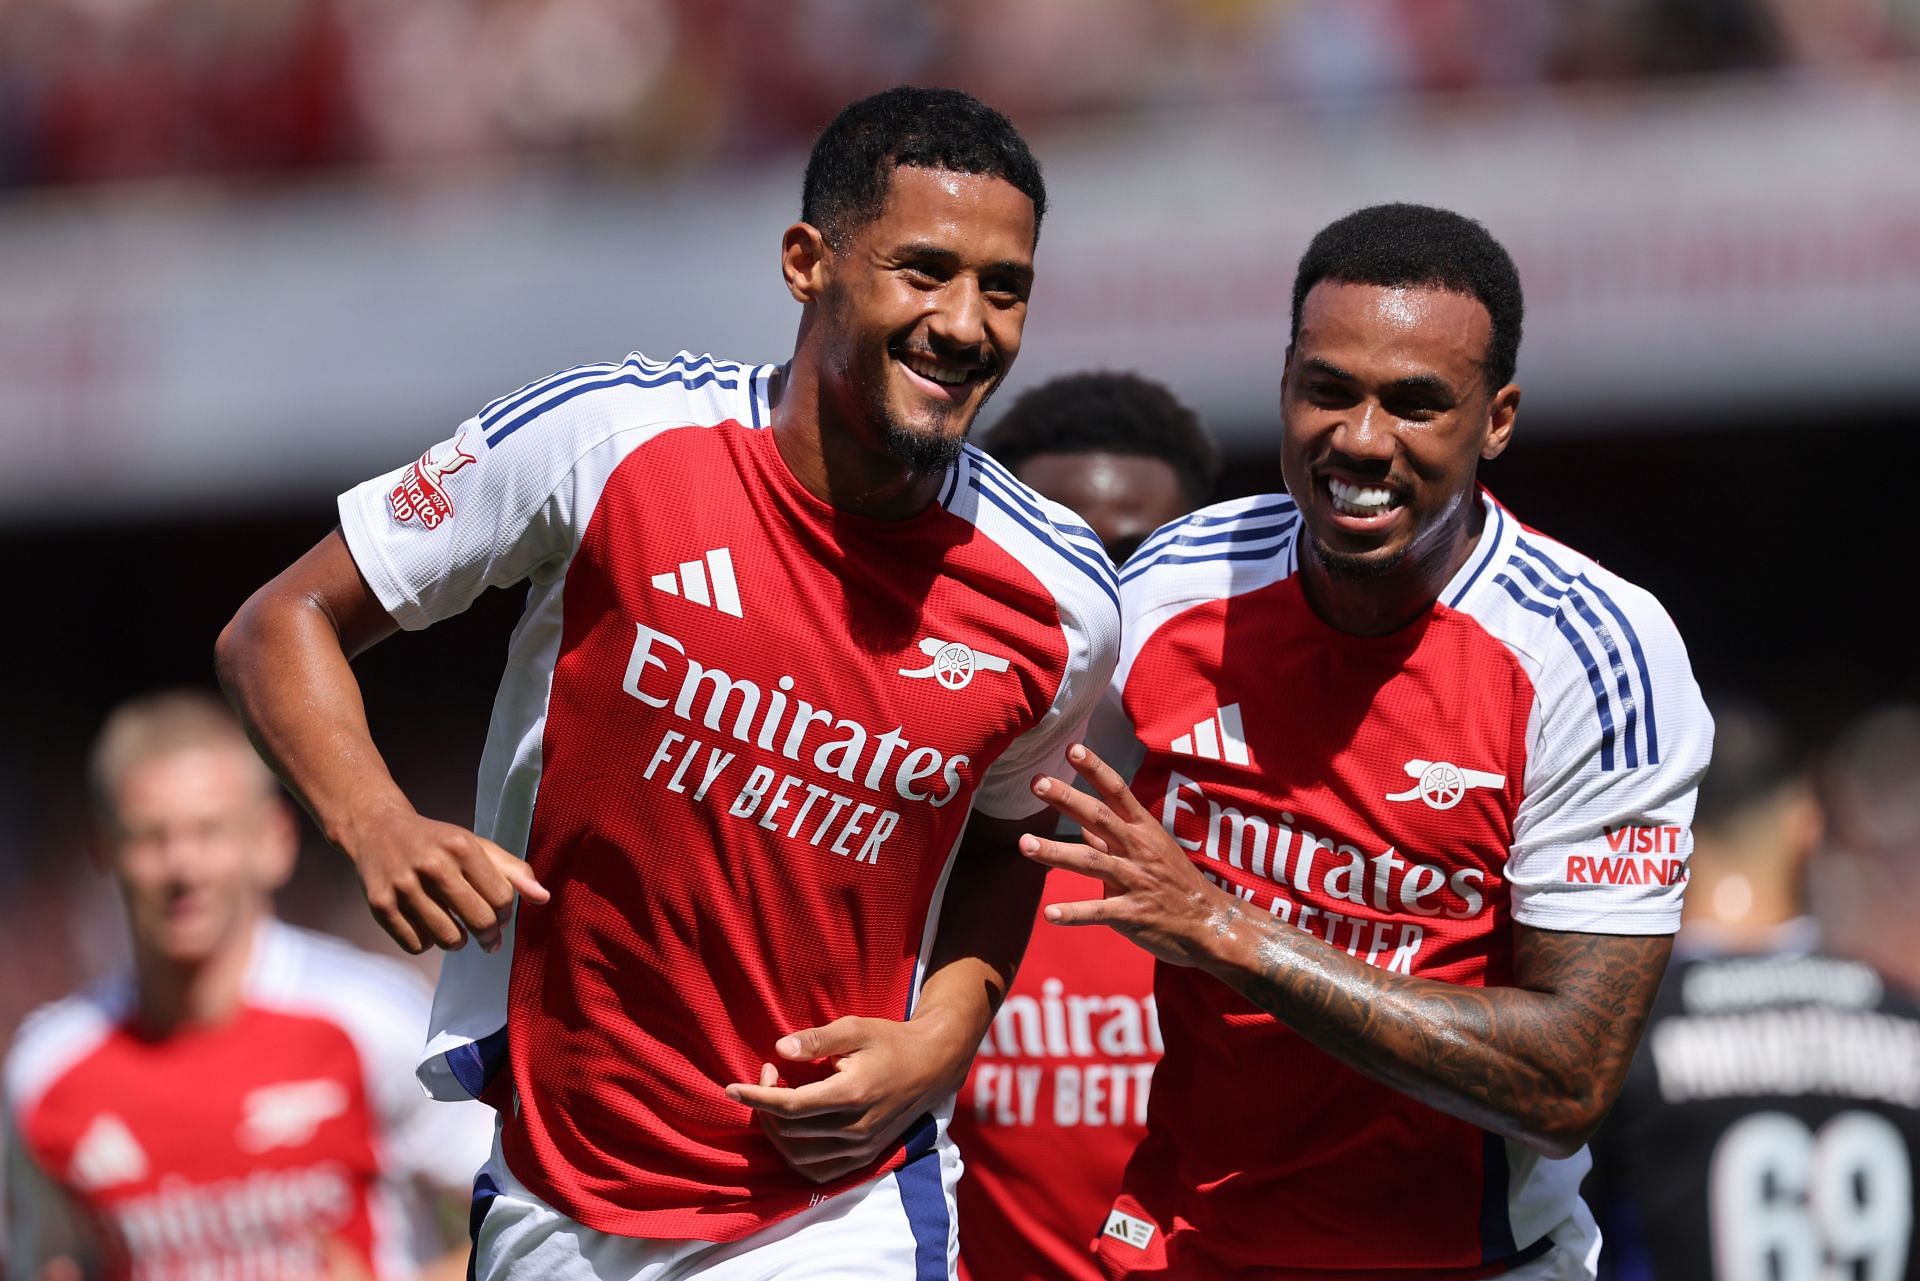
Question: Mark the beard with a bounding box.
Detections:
[1312,536,1409,581]
[882,419,968,474]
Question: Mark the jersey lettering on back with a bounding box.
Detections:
[1591,939,1920,1281]
[952,867,1161,1281]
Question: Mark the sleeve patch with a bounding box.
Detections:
[387,430,478,531]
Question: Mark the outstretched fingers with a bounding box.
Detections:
[1064,743,1150,821]
[1019,829,1120,882]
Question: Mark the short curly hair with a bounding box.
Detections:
[980,372,1220,507]
[801,86,1046,249]
[1290,203,1524,389]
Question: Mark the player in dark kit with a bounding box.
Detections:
[216,88,1119,1279]
[1589,701,1920,1281]
[1020,204,1714,1278]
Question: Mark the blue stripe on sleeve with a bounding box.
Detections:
[1515,540,1659,765]
[480,358,632,430]
[967,477,1120,611]
[1446,503,1507,609]
[484,368,740,447]
[968,454,1110,561]
[1496,572,1617,771]
[1120,538,1293,585]
[1131,496,1297,562]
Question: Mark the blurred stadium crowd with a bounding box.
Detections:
[3,0,1918,189]
[4,5,1920,1275]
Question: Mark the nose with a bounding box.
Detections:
[928,276,988,356]
[1331,399,1395,466]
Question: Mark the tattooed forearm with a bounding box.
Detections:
[1216,921,1672,1158]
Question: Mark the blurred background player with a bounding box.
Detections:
[1589,700,1920,1281]
[215,87,1119,1279]
[952,372,1218,1281]
[1020,203,1713,1279]
[976,372,1222,566]
[1815,704,1920,997]
[2,690,491,1281]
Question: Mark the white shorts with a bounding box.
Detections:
[1502,1195,1602,1281]
[467,1116,962,1281]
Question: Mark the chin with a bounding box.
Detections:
[883,417,969,475]
[1312,537,1409,582]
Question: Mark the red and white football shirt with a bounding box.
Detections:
[2,920,493,1281]
[1088,491,1711,1278]
[951,866,1160,1281]
[335,352,1121,1242]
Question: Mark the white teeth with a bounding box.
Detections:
[902,355,970,387]
[1328,477,1398,517]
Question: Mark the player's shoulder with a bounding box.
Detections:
[246,920,431,1047]
[4,977,133,1119]
[954,445,1120,630]
[1451,497,1710,775]
[1116,492,1301,618]
[469,349,778,458]
[1451,498,1691,673]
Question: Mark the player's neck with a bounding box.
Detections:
[134,911,263,1033]
[769,354,946,522]
[1299,503,1484,637]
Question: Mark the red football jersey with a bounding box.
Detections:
[337,353,1121,1242]
[2,921,493,1281]
[952,867,1160,1281]
[1088,493,1712,1278]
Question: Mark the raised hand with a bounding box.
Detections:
[1018,743,1232,968]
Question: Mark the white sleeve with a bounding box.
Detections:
[970,601,1122,821]
[336,413,583,632]
[1506,589,1713,934]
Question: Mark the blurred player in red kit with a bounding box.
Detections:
[3,690,491,1281]
[954,372,1219,1280]
[215,87,1119,1280]
[1020,204,1714,1279]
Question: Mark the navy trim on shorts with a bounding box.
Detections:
[1475,1132,1555,1272]
[1479,1130,1516,1262]
[895,1114,948,1281]
[466,1172,500,1281]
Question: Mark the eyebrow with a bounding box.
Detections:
[892,241,1034,283]
[1301,357,1457,400]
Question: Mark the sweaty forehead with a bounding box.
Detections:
[1296,281,1492,384]
[864,165,1037,254]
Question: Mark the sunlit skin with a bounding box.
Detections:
[213,161,1045,1198]
[1281,282,1521,636]
[98,745,296,1027]
[1681,783,1821,947]
[1011,451,1190,563]
[775,166,1037,520]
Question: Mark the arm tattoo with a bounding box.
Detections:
[1224,921,1671,1156]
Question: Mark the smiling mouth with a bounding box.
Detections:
[1326,475,1404,520]
[896,349,988,395]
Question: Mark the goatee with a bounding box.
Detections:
[1313,537,1408,581]
[884,422,967,475]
